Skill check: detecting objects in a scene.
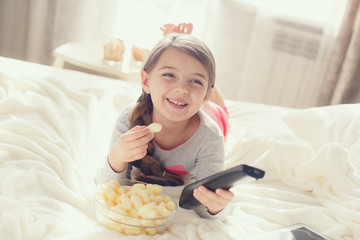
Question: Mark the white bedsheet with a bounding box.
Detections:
[0,57,359,240]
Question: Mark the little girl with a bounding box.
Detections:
[97,33,233,219]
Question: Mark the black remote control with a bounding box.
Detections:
[179,164,265,210]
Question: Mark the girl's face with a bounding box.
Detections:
[141,47,210,124]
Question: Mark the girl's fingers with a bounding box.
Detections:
[161,24,179,35]
[127,125,147,133]
[125,133,154,152]
[161,23,193,35]
[194,186,221,203]
[122,126,152,142]
[178,23,183,32]
[126,143,149,161]
[215,188,234,200]
[186,23,193,34]
[112,126,154,162]
[193,186,233,212]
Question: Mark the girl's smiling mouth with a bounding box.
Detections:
[167,98,188,107]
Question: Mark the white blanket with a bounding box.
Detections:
[0,57,359,240]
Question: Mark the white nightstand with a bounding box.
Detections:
[53,41,141,82]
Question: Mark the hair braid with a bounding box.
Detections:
[129,91,184,186]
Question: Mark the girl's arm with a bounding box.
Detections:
[96,104,153,184]
[192,129,234,218]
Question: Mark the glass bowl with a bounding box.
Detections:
[93,179,177,235]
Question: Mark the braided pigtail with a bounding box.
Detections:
[130,91,184,186]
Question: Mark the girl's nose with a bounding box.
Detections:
[175,82,189,94]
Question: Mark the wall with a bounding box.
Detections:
[0,0,348,108]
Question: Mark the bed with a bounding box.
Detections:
[1,56,359,240]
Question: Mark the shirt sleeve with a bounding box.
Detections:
[194,135,225,182]
[193,129,228,220]
[95,104,133,184]
[195,204,229,220]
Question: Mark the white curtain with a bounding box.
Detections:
[0,0,119,65]
[319,0,360,105]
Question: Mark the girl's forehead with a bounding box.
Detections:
[156,48,207,75]
[159,47,191,60]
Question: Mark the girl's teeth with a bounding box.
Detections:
[169,99,186,106]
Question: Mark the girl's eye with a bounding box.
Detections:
[163,73,175,78]
[192,79,203,86]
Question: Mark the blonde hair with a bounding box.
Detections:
[130,34,216,185]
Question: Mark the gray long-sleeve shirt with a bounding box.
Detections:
[96,103,228,219]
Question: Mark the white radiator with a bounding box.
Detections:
[237,14,332,108]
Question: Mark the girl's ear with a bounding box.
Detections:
[141,70,151,94]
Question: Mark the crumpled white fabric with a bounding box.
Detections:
[1,57,360,240]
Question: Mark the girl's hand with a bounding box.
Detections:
[108,126,154,172]
[160,23,178,36]
[193,186,234,215]
[178,23,193,35]
[160,23,193,36]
